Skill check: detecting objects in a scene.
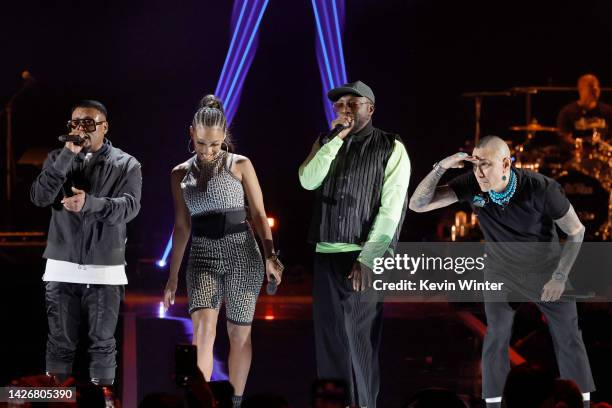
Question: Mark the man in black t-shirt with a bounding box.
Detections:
[557,74,612,141]
[409,136,595,408]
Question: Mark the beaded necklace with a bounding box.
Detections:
[488,169,517,206]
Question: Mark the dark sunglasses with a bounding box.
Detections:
[332,100,371,112]
[66,119,106,132]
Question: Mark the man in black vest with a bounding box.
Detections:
[299,80,411,407]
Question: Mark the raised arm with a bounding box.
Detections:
[409,152,469,212]
[299,116,353,190]
[298,136,344,190]
[163,164,191,310]
[31,148,76,207]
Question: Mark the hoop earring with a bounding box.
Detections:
[221,141,229,151]
[187,139,195,154]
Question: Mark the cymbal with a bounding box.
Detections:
[509,123,559,132]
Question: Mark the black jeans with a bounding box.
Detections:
[482,299,595,398]
[45,282,123,380]
[313,251,383,408]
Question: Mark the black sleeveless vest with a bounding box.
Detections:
[308,121,407,249]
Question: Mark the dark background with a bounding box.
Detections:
[1,0,612,399]
[2,0,611,263]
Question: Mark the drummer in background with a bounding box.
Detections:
[557,74,612,143]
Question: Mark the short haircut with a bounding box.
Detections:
[577,73,600,87]
[475,135,511,158]
[71,100,108,119]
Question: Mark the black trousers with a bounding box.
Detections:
[482,299,595,398]
[45,282,123,381]
[313,252,383,408]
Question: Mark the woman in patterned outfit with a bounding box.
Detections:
[163,95,283,406]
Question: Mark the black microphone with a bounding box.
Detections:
[58,134,84,144]
[320,124,349,145]
[266,276,278,295]
[329,123,348,138]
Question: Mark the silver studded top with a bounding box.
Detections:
[181,152,244,216]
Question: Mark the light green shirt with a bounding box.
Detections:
[299,135,411,268]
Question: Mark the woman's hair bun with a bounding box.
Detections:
[198,94,224,113]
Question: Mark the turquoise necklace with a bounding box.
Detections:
[488,169,517,206]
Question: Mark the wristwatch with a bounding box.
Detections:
[432,161,447,175]
[267,251,284,271]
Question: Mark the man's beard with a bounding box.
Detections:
[348,114,364,132]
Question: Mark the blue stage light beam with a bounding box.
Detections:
[311,0,348,124]
[215,0,250,99]
[224,0,270,122]
[216,0,259,103]
[157,0,269,267]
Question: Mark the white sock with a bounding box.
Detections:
[485,397,502,403]
[582,392,590,401]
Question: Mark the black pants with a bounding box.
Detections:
[313,252,383,408]
[45,282,123,381]
[482,299,595,398]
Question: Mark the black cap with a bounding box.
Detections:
[327,80,375,104]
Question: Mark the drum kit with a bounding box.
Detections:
[511,121,612,240]
[454,87,612,241]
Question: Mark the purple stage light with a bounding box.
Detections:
[216,1,260,102]
[156,235,172,269]
[215,0,250,100]
[331,0,347,80]
[159,0,270,269]
[311,0,347,124]
[215,0,270,124]
[224,0,269,122]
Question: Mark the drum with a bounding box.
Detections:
[555,170,609,239]
[571,136,612,188]
[514,134,570,176]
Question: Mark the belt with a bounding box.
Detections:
[191,208,248,239]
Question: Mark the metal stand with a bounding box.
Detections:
[461,90,511,147]
[1,71,34,203]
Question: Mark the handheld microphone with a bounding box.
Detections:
[58,134,84,144]
[320,124,349,145]
[329,123,348,138]
[266,276,278,295]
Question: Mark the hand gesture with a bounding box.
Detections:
[163,277,178,311]
[541,279,565,302]
[330,115,354,140]
[61,187,86,212]
[65,130,85,154]
[348,262,373,292]
[266,256,284,286]
[439,152,474,170]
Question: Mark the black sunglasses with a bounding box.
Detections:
[66,119,106,132]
